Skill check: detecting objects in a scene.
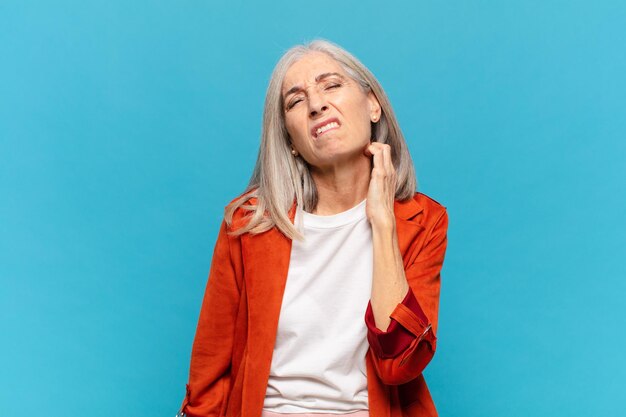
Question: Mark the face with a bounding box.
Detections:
[281,52,381,170]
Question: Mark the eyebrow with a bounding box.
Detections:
[283,72,346,100]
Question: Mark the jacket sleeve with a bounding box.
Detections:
[178,219,240,417]
[364,208,448,385]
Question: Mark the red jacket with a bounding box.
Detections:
[180,191,449,417]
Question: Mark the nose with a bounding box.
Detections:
[308,89,328,118]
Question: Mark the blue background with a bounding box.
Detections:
[1,1,625,416]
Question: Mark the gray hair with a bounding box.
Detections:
[225,38,418,241]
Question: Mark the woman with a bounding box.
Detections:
[178,39,449,417]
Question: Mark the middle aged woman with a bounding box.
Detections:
[179,38,449,417]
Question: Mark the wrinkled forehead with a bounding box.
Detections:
[281,52,347,96]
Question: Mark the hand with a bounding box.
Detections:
[363,142,397,230]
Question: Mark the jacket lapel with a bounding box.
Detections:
[239,201,296,417]
[240,196,424,417]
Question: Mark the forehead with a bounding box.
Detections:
[282,52,346,92]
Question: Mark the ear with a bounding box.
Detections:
[367,90,382,122]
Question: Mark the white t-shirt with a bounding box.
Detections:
[262,198,372,413]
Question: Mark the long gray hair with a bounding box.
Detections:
[224,38,418,241]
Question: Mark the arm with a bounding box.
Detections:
[365,209,448,385]
[178,219,240,417]
[369,217,411,333]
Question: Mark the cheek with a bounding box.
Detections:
[346,104,372,134]
[284,118,310,150]
[283,118,298,139]
[342,95,370,122]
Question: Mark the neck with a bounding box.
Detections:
[309,156,371,215]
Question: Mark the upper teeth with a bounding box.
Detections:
[316,121,339,136]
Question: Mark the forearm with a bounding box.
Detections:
[365,205,448,385]
[370,221,410,331]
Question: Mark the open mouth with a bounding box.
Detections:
[312,118,341,139]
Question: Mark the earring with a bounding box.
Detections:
[372,116,379,122]
[291,149,298,156]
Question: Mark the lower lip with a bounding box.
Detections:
[315,125,340,139]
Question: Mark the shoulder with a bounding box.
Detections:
[413,191,448,230]
[225,188,258,208]
[414,191,446,211]
[223,188,259,231]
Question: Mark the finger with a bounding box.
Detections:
[364,142,381,158]
[381,144,392,174]
[366,141,383,156]
[371,145,385,179]
[366,143,378,163]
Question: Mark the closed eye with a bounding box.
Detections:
[286,83,342,110]
[287,98,302,109]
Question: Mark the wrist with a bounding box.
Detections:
[370,217,396,235]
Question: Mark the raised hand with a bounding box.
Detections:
[363,142,397,231]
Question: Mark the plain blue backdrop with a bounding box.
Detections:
[1,1,625,416]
